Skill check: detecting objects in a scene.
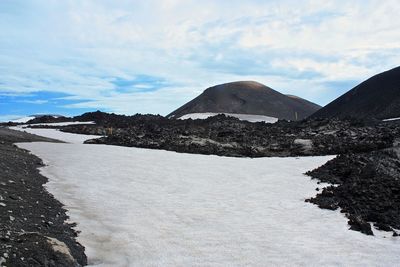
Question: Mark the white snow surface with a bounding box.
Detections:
[383,117,400,122]
[10,124,100,144]
[178,113,278,123]
[16,141,400,267]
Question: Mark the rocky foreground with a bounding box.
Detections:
[306,148,400,236]
[0,128,87,266]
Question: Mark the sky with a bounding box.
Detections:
[1,0,400,121]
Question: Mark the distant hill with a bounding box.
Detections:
[310,66,400,120]
[168,81,321,121]
[12,114,65,123]
[25,115,70,124]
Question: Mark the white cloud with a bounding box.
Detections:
[1,0,400,114]
[18,99,48,104]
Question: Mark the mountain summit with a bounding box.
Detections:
[168,81,320,121]
[310,66,400,120]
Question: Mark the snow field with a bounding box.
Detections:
[17,142,400,267]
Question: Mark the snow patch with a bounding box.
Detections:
[383,117,400,122]
[17,142,400,266]
[10,124,100,144]
[178,113,278,123]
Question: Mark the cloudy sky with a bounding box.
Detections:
[1,0,400,120]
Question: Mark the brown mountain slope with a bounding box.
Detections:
[168,81,321,121]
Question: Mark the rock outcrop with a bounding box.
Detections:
[306,148,400,236]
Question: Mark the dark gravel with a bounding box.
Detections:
[0,127,87,266]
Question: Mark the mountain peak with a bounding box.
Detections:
[211,80,267,89]
[168,81,320,120]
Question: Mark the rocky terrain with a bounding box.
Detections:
[168,81,321,120]
[45,111,398,158]
[0,127,87,266]
[306,147,400,236]
[24,115,72,124]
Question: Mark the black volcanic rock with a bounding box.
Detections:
[168,81,321,121]
[306,149,400,236]
[72,111,167,128]
[73,110,114,124]
[55,111,399,158]
[310,66,400,120]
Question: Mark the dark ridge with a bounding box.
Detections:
[26,115,72,124]
[72,110,167,127]
[310,66,400,120]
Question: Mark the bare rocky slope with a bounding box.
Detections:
[310,66,400,120]
[168,81,321,121]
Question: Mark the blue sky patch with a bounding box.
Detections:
[0,91,94,119]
